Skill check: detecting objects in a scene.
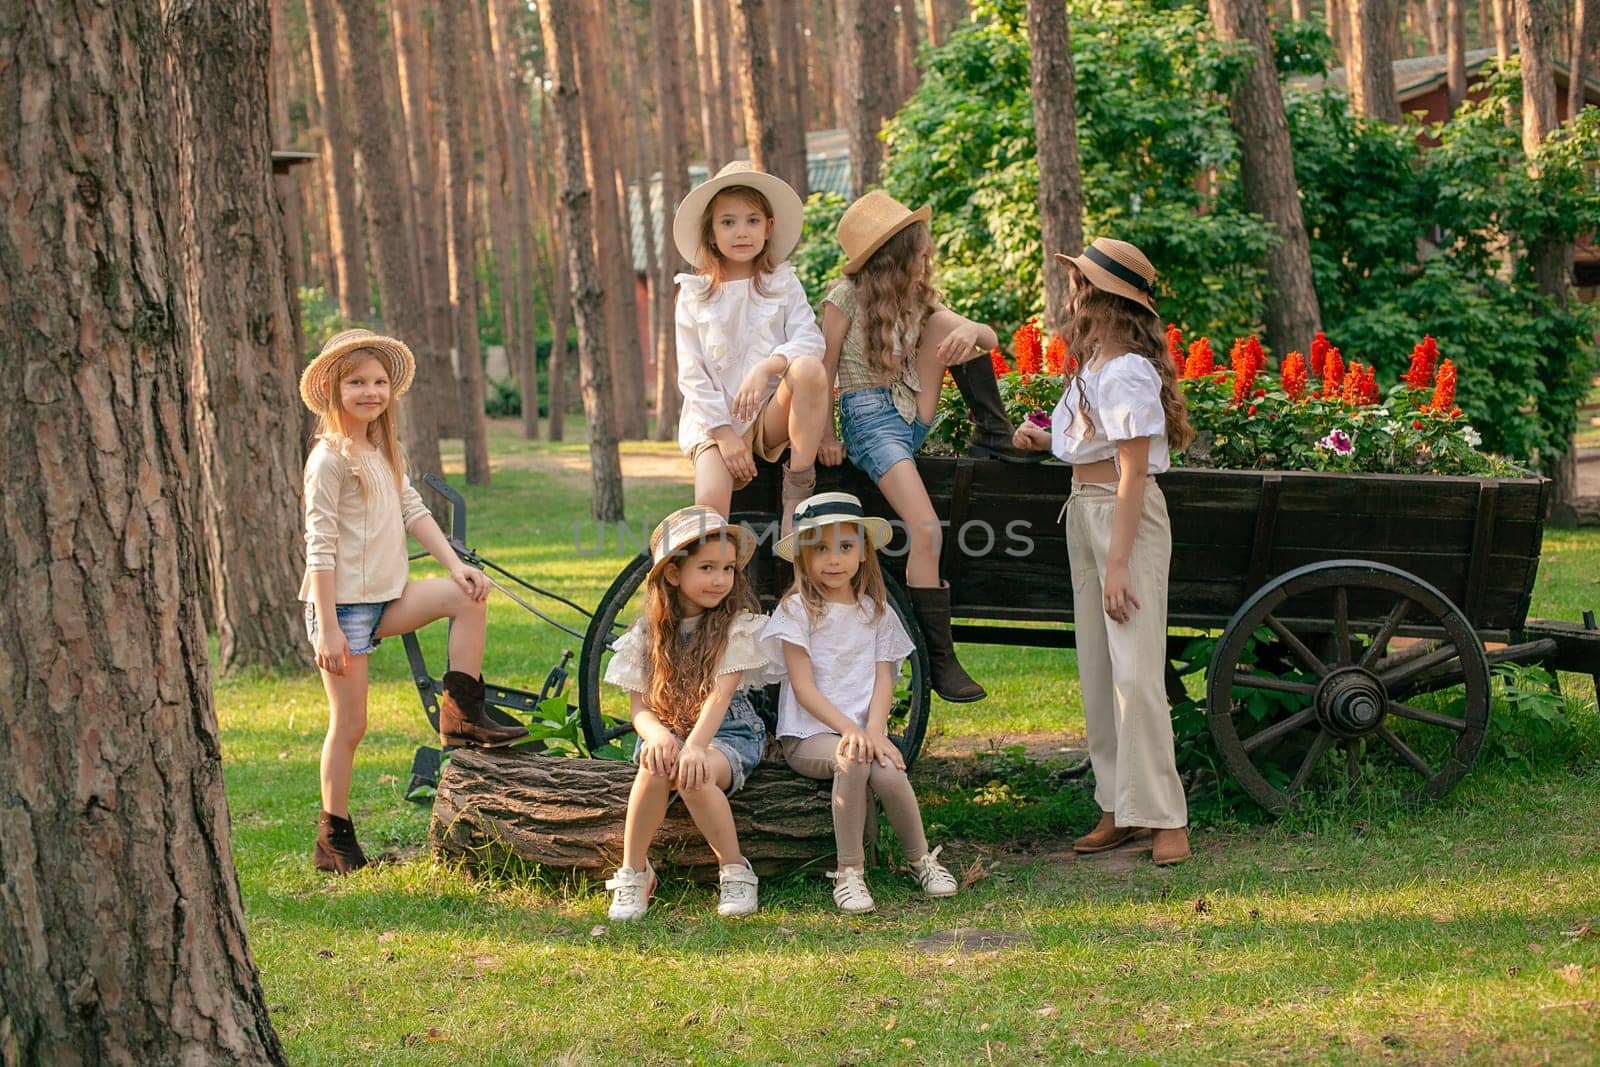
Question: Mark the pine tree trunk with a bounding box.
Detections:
[471,0,522,402]
[773,0,808,161]
[1328,0,1351,68]
[924,0,943,47]
[2,3,287,1059]
[1348,0,1403,120]
[897,0,922,105]
[1572,0,1600,120]
[270,0,307,363]
[306,0,370,321]
[714,0,748,153]
[435,0,493,483]
[734,0,809,196]
[655,0,693,442]
[542,0,627,521]
[1210,0,1325,358]
[838,0,897,196]
[547,261,573,442]
[1028,0,1085,339]
[694,0,734,168]
[1447,0,1468,109]
[1426,0,1447,51]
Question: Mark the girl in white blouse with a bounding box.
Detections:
[1014,238,1196,867]
[763,492,960,914]
[670,162,832,531]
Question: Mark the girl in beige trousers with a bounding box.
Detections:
[1015,238,1194,866]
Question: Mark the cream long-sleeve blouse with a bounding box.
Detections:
[674,263,825,455]
[298,436,431,604]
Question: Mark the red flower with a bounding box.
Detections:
[1184,337,1215,379]
[1231,338,1260,405]
[1019,372,1032,386]
[1362,365,1379,405]
[1310,331,1331,378]
[1450,406,1461,417]
[1432,359,1457,413]
[1166,323,1185,374]
[1413,420,1424,430]
[1321,345,1344,399]
[1013,319,1043,376]
[989,346,1009,377]
[1340,361,1364,405]
[1280,351,1308,401]
[1064,355,1079,376]
[1045,335,1068,376]
[1247,404,1258,415]
[1404,335,1439,390]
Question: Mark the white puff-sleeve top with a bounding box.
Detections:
[674,262,826,456]
[1050,352,1171,474]
[602,611,772,694]
[760,594,917,740]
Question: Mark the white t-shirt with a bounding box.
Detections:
[760,594,916,740]
[1050,352,1171,474]
[674,262,826,455]
[602,611,770,694]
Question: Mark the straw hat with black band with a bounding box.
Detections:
[648,504,758,580]
[774,492,894,562]
[672,161,805,269]
[836,190,933,275]
[299,328,416,413]
[1054,238,1160,317]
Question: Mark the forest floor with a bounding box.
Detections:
[217,421,1600,1064]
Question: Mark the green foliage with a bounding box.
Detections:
[793,191,849,308]
[513,694,633,760]
[485,377,522,418]
[919,744,1099,842]
[298,286,358,362]
[1483,662,1589,771]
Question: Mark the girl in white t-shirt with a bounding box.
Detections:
[762,492,959,913]
[1014,238,1195,867]
[671,162,832,530]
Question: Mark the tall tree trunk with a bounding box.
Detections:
[694,0,734,167]
[924,0,943,47]
[655,0,693,442]
[2,2,288,1060]
[838,0,897,196]
[1426,0,1448,51]
[1572,0,1600,120]
[541,0,626,521]
[434,0,492,482]
[734,0,809,195]
[614,0,662,427]
[897,0,922,105]
[1211,0,1325,357]
[547,253,573,442]
[1348,0,1403,120]
[1447,0,1469,109]
[1027,0,1085,338]
[1328,0,1352,67]
[270,0,307,366]
[714,0,747,153]
[306,0,370,321]
[773,0,808,158]
[534,89,572,442]
[815,0,840,128]
[471,0,521,399]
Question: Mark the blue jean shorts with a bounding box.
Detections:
[635,689,767,795]
[304,600,392,657]
[839,386,932,482]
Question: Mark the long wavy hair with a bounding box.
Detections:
[1061,263,1193,452]
[697,187,778,301]
[313,346,409,499]
[853,222,940,379]
[643,535,756,735]
[785,522,889,627]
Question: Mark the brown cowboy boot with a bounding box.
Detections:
[439,670,529,748]
[948,359,1044,463]
[780,463,816,539]
[1151,827,1192,866]
[908,584,986,703]
[1073,811,1138,854]
[313,811,368,875]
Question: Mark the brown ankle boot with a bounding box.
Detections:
[1073,811,1137,853]
[780,463,817,539]
[1151,828,1191,866]
[948,360,1045,463]
[439,670,529,748]
[313,811,368,875]
[908,584,986,703]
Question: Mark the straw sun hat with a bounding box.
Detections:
[299,328,416,413]
[672,161,805,269]
[1054,238,1160,317]
[837,190,932,275]
[774,492,893,562]
[648,505,758,580]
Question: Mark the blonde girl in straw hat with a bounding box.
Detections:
[671,161,834,532]
[298,329,526,875]
[1013,238,1194,867]
[602,505,771,921]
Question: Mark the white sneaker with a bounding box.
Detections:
[605,864,656,921]
[717,860,759,917]
[908,846,959,897]
[827,867,876,914]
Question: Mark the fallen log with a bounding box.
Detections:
[429,747,843,879]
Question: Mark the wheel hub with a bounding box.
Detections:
[1314,667,1388,738]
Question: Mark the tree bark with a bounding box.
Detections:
[306,0,370,320]
[471,0,523,402]
[1347,0,1403,121]
[1572,0,1600,120]
[270,0,307,365]
[613,0,663,428]
[655,0,693,442]
[1447,0,1469,110]
[694,0,735,167]
[435,0,493,483]
[773,0,809,158]
[1328,0,1351,68]
[1211,0,1325,358]
[734,0,810,196]
[1028,0,1085,338]
[924,0,943,47]
[897,0,922,106]
[1,2,288,1060]
[543,0,627,521]
[714,0,748,153]
[838,0,897,197]
[1426,0,1447,52]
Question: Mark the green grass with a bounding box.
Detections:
[222,422,1600,1064]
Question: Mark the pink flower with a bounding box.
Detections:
[1026,410,1050,430]
[1316,428,1354,454]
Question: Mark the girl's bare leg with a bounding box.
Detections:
[374,576,489,676]
[677,750,744,866]
[876,461,943,588]
[693,447,736,517]
[761,358,832,470]
[318,655,369,817]
[622,767,674,870]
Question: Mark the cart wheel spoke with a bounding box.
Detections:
[1232,673,1317,697]
[1333,586,1351,666]
[601,724,633,743]
[1380,642,1460,690]
[1388,701,1468,733]
[1344,739,1363,786]
[1288,729,1335,794]
[1241,708,1316,754]
[1263,614,1328,678]
[1359,598,1413,669]
[1375,725,1435,779]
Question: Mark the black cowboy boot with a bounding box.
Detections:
[439,670,529,748]
[949,359,1044,463]
[909,584,986,703]
[314,810,368,875]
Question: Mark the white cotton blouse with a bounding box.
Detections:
[298,436,431,604]
[760,594,917,741]
[602,611,771,694]
[674,262,826,455]
[1050,352,1171,474]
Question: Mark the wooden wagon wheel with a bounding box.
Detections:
[1206,560,1491,814]
[576,522,934,768]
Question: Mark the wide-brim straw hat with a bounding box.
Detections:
[774,492,894,562]
[1055,238,1159,317]
[837,190,932,275]
[672,161,805,269]
[648,505,758,580]
[299,328,416,413]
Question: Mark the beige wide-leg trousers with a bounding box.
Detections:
[1065,480,1187,830]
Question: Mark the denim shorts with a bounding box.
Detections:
[303,600,392,657]
[839,386,931,482]
[634,689,767,795]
